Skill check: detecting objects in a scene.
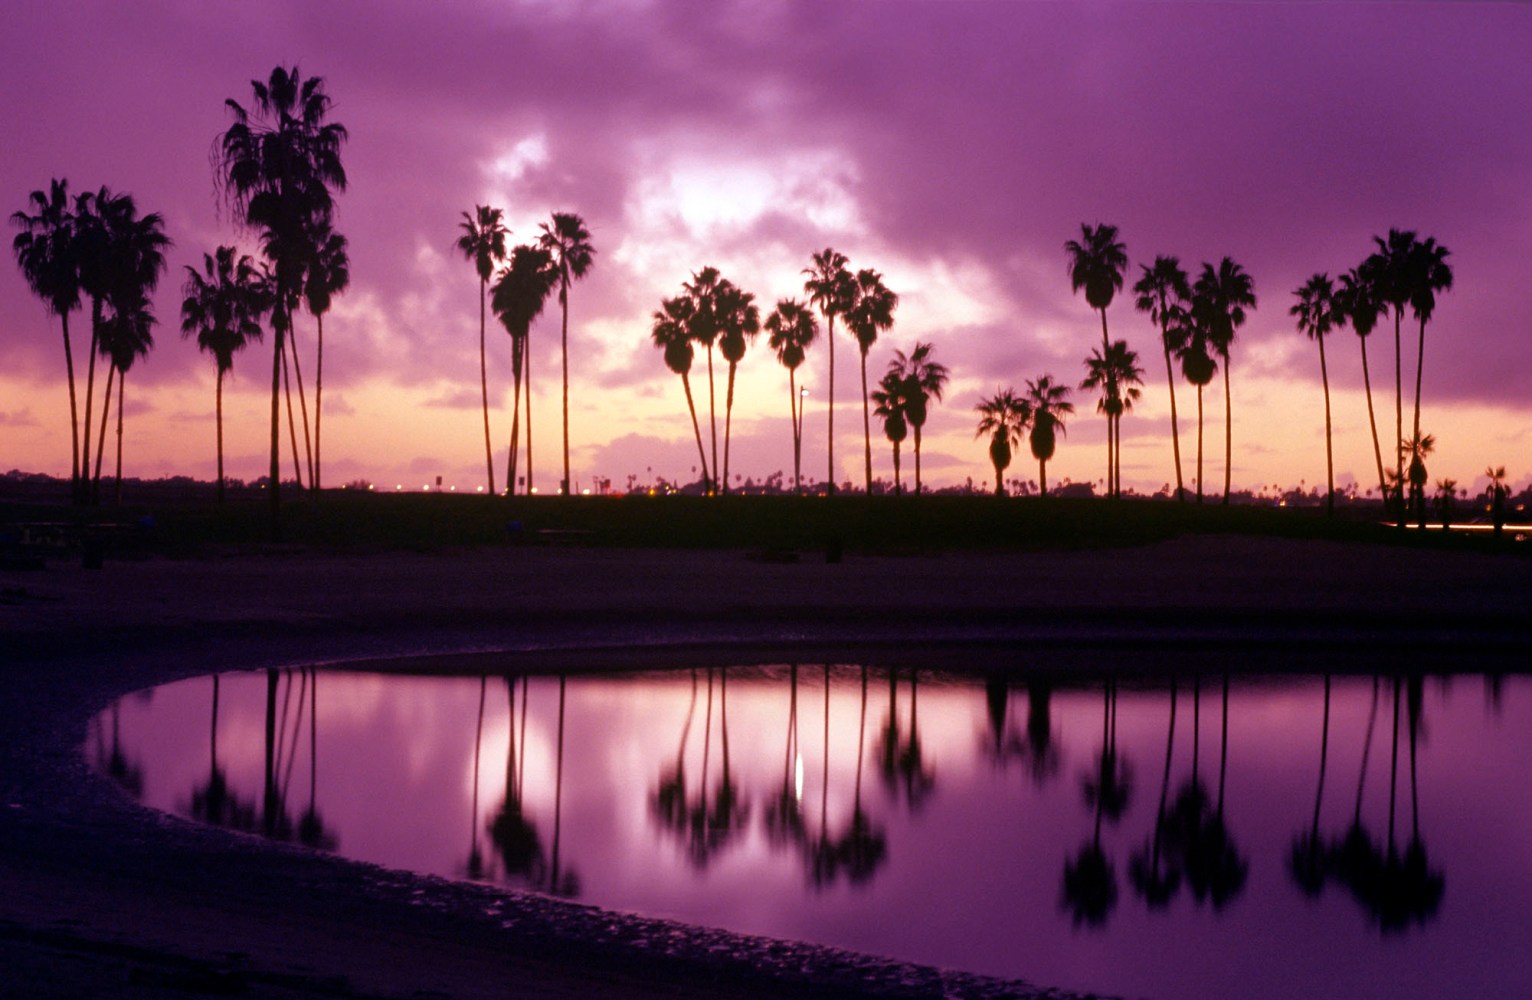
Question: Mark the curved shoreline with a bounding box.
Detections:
[4,537,1530,998]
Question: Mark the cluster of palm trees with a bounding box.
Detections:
[11,180,170,503]
[973,377,1076,496]
[459,207,594,496]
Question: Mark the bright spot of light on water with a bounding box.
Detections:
[794,752,803,801]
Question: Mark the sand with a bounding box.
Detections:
[3,537,1529,998]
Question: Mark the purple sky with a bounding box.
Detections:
[4,1,1529,495]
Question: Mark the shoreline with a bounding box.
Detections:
[4,537,1530,998]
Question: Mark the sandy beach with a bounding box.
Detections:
[4,536,1529,999]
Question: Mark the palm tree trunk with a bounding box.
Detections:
[314,313,324,494]
[281,335,304,489]
[525,332,534,495]
[216,368,226,504]
[1359,336,1385,501]
[1039,457,1047,497]
[1163,326,1185,501]
[1412,316,1426,455]
[507,336,524,495]
[82,300,102,502]
[1320,334,1334,515]
[1222,357,1232,504]
[789,369,801,496]
[860,352,872,493]
[893,441,902,495]
[681,373,709,490]
[826,316,836,495]
[559,277,571,497]
[1311,675,1331,839]
[93,363,115,496]
[1196,384,1205,504]
[114,369,125,504]
[706,345,718,494]
[479,279,495,495]
[1105,410,1113,499]
[288,325,315,491]
[913,424,922,495]
[59,311,82,492]
[723,362,737,495]
[1393,310,1404,527]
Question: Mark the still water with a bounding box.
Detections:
[91,666,1532,999]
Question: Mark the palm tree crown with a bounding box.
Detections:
[1024,375,1074,496]
[975,389,1031,496]
[888,341,949,494]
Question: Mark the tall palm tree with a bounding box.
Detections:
[888,341,949,493]
[974,389,1030,496]
[304,224,349,494]
[456,205,510,494]
[765,299,818,495]
[1403,431,1435,529]
[1337,265,1387,499]
[1081,341,1143,498]
[97,289,156,501]
[1173,304,1219,503]
[1292,273,1346,515]
[802,248,856,494]
[716,279,759,495]
[871,370,910,494]
[538,212,595,496]
[217,65,348,535]
[1194,258,1256,504]
[1133,257,1192,501]
[1024,375,1074,496]
[181,247,267,503]
[1364,229,1417,521]
[1065,223,1129,356]
[845,268,898,493]
[680,266,724,492]
[491,245,557,495]
[11,179,85,494]
[651,295,709,489]
[1406,237,1453,459]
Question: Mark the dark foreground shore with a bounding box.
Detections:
[3,537,1529,999]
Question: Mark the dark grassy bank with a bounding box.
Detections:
[4,491,1522,558]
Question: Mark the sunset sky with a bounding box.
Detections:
[4,1,1529,496]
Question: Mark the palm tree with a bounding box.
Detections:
[1194,258,1256,504]
[304,225,348,494]
[716,279,760,495]
[98,290,156,501]
[1065,223,1129,357]
[456,205,510,494]
[181,247,267,503]
[1081,341,1143,497]
[538,212,595,496]
[1406,237,1453,459]
[802,248,856,494]
[491,245,557,495]
[765,299,818,495]
[1133,257,1192,501]
[974,389,1030,497]
[1292,273,1346,515]
[680,266,724,492]
[1402,431,1435,529]
[651,295,710,490]
[1365,229,1418,521]
[845,268,898,493]
[216,66,348,535]
[1337,266,1387,500]
[1484,466,1509,538]
[871,369,910,494]
[1024,375,1074,495]
[11,179,85,495]
[1173,303,1218,503]
[888,341,949,493]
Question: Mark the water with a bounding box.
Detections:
[89,665,1532,999]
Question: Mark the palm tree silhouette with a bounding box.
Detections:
[181,247,266,503]
[1133,256,1193,501]
[98,290,157,502]
[1485,465,1509,537]
[652,670,699,845]
[456,205,510,494]
[462,676,490,880]
[1402,431,1435,529]
[1173,300,1218,503]
[765,299,818,494]
[1081,341,1142,497]
[10,179,85,496]
[295,670,333,850]
[1130,677,1182,909]
[1406,237,1452,474]
[1289,675,1332,897]
[490,675,545,883]
[651,295,710,490]
[832,667,888,885]
[1292,273,1347,515]
[216,66,347,535]
[492,244,557,494]
[1193,258,1256,504]
[1023,375,1073,496]
[716,279,760,494]
[889,342,949,494]
[303,223,348,494]
[1023,681,1061,787]
[845,269,899,493]
[1337,266,1388,501]
[682,266,724,492]
[538,213,595,496]
[1364,230,1418,524]
[802,248,856,494]
[871,369,910,494]
[1065,223,1128,495]
[188,676,261,833]
[764,664,806,851]
[974,389,1029,497]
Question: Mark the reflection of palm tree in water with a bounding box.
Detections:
[651,669,698,837]
[806,664,838,886]
[764,664,806,850]
[1083,677,1131,824]
[1024,681,1061,787]
[661,668,751,868]
[490,674,544,883]
[296,670,334,850]
[545,675,579,897]
[1289,674,1332,897]
[877,668,935,811]
[462,675,488,879]
[980,676,1026,769]
[1164,675,1247,910]
[188,674,259,832]
[1130,676,1181,907]
[94,700,145,796]
[1063,677,1127,926]
[831,666,887,885]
